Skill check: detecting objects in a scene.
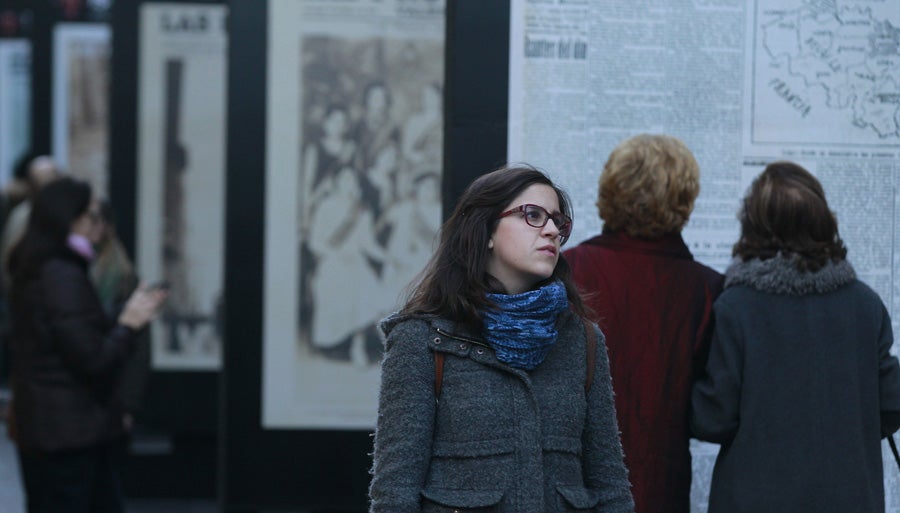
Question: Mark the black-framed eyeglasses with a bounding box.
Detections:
[498,204,573,244]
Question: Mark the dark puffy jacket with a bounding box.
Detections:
[10,248,136,453]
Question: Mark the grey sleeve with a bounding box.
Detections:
[582,325,635,513]
[368,323,435,513]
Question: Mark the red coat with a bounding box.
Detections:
[564,230,723,513]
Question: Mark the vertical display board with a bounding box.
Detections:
[137,3,227,371]
[222,0,509,509]
[263,0,445,429]
[105,0,223,500]
[52,22,110,195]
[0,39,29,185]
[506,1,900,511]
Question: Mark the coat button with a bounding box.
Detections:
[433,337,441,344]
[476,348,485,355]
[459,343,467,350]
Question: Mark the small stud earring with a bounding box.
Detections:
[488,240,494,249]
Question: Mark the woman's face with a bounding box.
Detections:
[70,198,102,244]
[323,109,348,138]
[365,86,388,124]
[487,184,563,294]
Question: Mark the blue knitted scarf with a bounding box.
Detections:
[482,280,569,370]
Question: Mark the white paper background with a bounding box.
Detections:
[136,4,227,370]
[508,0,900,510]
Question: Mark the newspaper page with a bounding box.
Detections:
[136,4,228,371]
[264,0,445,429]
[508,0,899,511]
[52,23,110,196]
[0,39,30,185]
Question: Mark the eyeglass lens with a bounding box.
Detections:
[524,205,571,236]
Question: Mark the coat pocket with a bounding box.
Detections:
[556,485,601,511]
[542,435,584,486]
[425,438,514,497]
[421,487,504,512]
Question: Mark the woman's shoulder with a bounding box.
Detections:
[381,311,429,334]
[40,250,88,279]
[380,312,442,350]
[556,311,604,348]
[840,278,889,313]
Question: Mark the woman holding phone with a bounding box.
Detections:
[7,177,167,513]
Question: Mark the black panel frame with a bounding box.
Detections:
[108,0,223,499]
[221,1,371,510]
[220,1,510,510]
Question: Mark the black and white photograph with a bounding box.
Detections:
[0,39,30,185]
[137,4,227,370]
[52,23,110,195]
[264,0,445,429]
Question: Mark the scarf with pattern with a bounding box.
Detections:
[481,280,569,370]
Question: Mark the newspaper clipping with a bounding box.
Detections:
[264,0,445,429]
[137,4,228,370]
[52,23,110,196]
[507,0,900,511]
[0,39,30,185]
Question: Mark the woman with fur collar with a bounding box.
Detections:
[691,161,900,513]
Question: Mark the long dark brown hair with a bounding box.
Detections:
[733,161,847,272]
[8,177,92,289]
[402,164,590,331]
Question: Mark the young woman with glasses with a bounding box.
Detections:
[368,165,634,513]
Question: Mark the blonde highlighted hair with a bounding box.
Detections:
[597,134,700,238]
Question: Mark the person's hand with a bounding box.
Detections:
[117,282,168,330]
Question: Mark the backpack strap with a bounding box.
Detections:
[433,351,445,402]
[433,319,598,399]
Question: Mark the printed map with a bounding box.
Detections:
[753,1,900,144]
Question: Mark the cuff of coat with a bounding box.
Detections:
[112,323,140,342]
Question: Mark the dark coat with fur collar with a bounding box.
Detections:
[369,311,634,513]
[691,256,900,513]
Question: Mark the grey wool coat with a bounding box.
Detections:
[369,311,634,513]
[690,256,900,513]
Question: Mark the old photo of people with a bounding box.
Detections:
[298,36,443,368]
[263,0,446,429]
